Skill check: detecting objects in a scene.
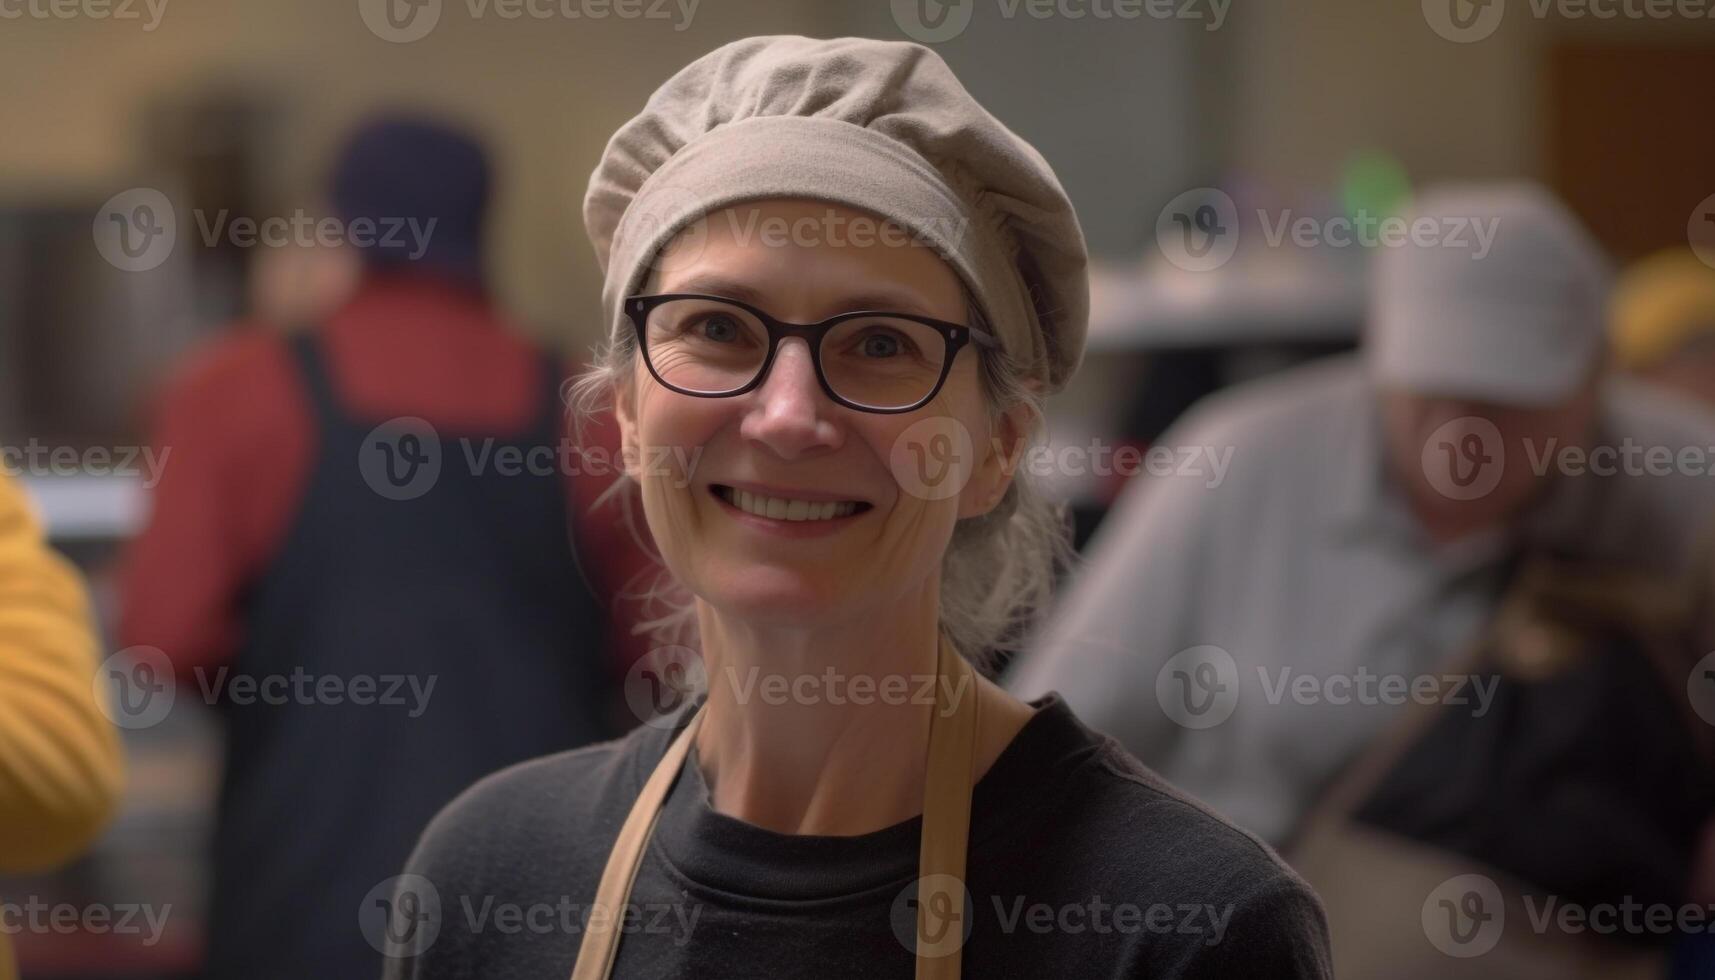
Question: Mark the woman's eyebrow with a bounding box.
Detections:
[660,274,769,305]
[659,273,940,318]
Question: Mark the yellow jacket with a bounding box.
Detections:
[0,476,125,980]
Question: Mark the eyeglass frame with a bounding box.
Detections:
[622,291,1001,415]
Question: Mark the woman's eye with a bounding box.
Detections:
[856,329,913,358]
[695,315,742,342]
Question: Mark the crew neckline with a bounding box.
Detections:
[646,692,1092,901]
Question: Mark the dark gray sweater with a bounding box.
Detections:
[377,694,1332,979]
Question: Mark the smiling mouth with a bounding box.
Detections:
[710,485,874,522]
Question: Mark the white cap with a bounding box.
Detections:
[1366,183,1612,406]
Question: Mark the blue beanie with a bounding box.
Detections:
[329,114,490,287]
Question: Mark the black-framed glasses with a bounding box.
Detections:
[623,292,1000,414]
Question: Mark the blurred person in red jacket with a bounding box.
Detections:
[118,113,657,980]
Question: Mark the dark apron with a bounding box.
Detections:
[203,330,616,980]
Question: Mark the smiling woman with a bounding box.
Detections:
[381,34,1332,980]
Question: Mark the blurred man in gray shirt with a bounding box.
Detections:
[1009,183,1715,847]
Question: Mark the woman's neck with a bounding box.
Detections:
[690,605,1036,836]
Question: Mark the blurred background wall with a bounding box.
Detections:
[4,0,1708,427]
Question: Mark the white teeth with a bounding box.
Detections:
[720,487,859,522]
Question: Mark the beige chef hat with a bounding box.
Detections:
[583,34,1090,395]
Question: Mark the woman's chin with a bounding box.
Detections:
[698,575,856,628]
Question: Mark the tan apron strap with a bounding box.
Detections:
[913,633,980,979]
[568,632,980,980]
[568,707,706,980]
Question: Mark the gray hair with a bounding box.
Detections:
[564,289,1075,673]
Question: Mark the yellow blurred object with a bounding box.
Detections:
[0,475,127,980]
[1610,248,1715,370]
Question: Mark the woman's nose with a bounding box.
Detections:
[738,338,841,458]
